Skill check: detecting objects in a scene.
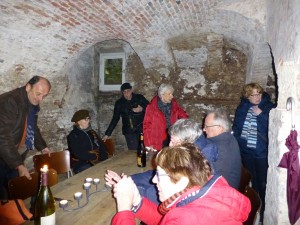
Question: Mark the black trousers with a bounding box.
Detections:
[241,154,268,221]
[124,133,140,150]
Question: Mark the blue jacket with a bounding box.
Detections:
[232,92,276,158]
[131,135,218,204]
[194,134,218,170]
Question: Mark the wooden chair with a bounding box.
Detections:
[243,186,262,225]
[103,138,115,157]
[33,150,73,178]
[8,169,58,200]
[239,167,252,193]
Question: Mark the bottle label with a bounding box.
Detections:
[41,212,55,225]
[137,156,142,167]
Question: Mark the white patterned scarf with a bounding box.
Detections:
[241,107,258,148]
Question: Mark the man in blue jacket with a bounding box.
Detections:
[204,109,242,190]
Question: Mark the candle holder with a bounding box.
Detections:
[74,192,83,207]
[59,177,109,212]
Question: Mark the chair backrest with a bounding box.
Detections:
[103,138,115,157]
[33,150,73,178]
[8,169,58,200]
[243,186,262,225]
[239,167,252,193]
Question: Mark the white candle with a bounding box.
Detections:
[85,177,93,183]
[74,192,83,200]
[93,178,100,184]
[83,183,91,189]
[59,199,68,208]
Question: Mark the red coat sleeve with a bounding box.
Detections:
[170,99,188,124]
[135,198,163,225]
[111,210,135,225]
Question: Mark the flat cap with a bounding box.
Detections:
[71,109,90,122]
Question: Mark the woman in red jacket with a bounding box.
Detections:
[111,143,251,225]
[143,84,188,151]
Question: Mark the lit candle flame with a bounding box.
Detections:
[41,165,48,173]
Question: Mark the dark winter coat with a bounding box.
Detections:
[208,132,241,189]
[105,93,149,136]
[232,92,276,158]
[67,126,108,172]
[0,87,47,169]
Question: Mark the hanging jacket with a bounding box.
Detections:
[232,92,276,158]
[111,176,251,225]
[143,96,188,150]
[105,93,149,136]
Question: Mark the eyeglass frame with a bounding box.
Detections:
[204,124,220,129]
[249,93,262,98]
[155,171,169,182]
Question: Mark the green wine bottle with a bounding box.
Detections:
[34,165,56,225]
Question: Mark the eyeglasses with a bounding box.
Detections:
[155,171,169,182]
[250,93,262,98]
[204,124,220,129]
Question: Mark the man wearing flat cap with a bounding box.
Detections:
[103,83,149,151]
[67,109,108,174]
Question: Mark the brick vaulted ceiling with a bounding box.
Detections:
[0,0,266,78]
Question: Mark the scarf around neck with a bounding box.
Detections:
[25,105,39,150]
[158,188,188,215]
[241,107,258,149]
[157,97,172,128]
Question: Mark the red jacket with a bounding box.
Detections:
[143,96,188,150]
[111,176,251,225]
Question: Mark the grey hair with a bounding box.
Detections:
[169,118,203,143]
[158,84,174,99]
[208,109,231,132]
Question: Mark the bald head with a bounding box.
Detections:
[25,76,51,105]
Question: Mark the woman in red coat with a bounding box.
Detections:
[111,143,251,225]
[143,84,188,151]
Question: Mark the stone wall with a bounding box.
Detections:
[1,1,296,223]
[90,33,249,149]
[265,0,300,224]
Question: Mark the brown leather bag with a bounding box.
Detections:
[0,199,32,224]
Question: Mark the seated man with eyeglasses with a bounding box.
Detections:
[203,109,242,189]
[67,109,108,174]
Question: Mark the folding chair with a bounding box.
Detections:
[243,186,262,225]
[8,169,58,200]
[239,166,252,193]
[33,150,73,178]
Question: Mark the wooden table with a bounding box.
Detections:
[24,151,153,225]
